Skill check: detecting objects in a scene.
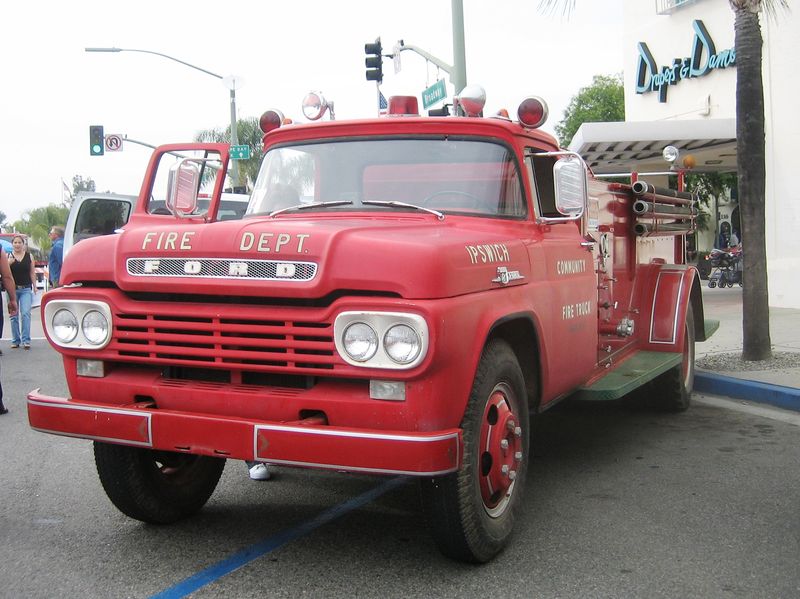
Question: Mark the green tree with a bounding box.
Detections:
[64,176,97,208]
[0,211,7,231]
[12,204,69,251]
[685,171,737,246]
[555,74,625,148]
[195,117,264,191]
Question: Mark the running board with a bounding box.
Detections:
[570,351,682,402]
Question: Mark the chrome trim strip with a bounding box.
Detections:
[29,427,153,448]
[260,458,457,477]
[255,424,457,443]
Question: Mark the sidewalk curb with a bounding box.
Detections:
[695,371,800,412]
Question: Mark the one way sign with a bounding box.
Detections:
[105,134,123,152]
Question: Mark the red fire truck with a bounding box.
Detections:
[28,88,715,563]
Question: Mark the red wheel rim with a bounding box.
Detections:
[478,383,523,518]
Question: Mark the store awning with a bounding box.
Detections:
[568,118,737,175]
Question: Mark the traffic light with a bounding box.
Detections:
[89,125,105,156]
[364,38,383,83]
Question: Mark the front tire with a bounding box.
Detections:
[94,442,225,524]
[422,340,529,563]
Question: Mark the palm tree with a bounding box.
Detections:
[540,0,785,362]
[729,0,786,361]
[195,117,265,191]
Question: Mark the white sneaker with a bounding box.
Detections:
[248,463,271,481]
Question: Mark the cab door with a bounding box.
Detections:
[526,150,598,403]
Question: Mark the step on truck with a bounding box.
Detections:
[28,87,716,563]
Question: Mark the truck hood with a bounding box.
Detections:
[63,215,531,300]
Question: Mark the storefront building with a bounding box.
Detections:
[570,0,799,308]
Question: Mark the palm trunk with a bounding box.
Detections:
[733,6,771,361]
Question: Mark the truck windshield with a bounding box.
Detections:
[248,138,526,218]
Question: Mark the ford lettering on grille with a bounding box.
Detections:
[127,257,317,281]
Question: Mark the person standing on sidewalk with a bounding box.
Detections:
[48,226,65,288]
[0,251,18,415]
[8,235,36,350]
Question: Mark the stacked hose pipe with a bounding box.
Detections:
[630,181,697,237]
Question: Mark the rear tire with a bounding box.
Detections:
[647,304,695,412]
[422,340,529,563]
[94,442,225,524]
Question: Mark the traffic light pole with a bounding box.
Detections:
[451,0,467,95]
[393,0,466,94]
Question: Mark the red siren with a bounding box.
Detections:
[259,109,285,134]
[517,96,549,129]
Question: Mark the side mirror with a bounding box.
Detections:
[167,159,201,215]
[553,155,587,218]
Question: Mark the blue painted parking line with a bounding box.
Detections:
[695,371,800,412]
[150,476,407,599]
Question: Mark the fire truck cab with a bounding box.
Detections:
[28,88,715,563]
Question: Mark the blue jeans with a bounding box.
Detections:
[10,287,33,346]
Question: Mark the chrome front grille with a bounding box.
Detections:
[126,257,317,282]
[110,310,337,372]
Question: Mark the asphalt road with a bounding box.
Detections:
[1,306,800,598]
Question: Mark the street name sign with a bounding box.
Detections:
[230,144,251,160]
[422,79,447,109]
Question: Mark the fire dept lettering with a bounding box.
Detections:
[239,232,310,254]
[465,243,510,265]
[141,231,196,250]
[562,300,593,320]
[556,259,587,275]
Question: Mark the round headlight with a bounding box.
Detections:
[342,322,378,362]
[52,309,79,343]
[82,310,109,345]
[383,324,421,364]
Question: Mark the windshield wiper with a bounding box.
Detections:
[269,200,354,218]
[361,200,445,221]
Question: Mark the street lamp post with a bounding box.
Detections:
[85,47,242,188]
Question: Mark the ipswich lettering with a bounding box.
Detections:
[466,243,510,265]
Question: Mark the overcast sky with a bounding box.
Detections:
[1,0,623,226]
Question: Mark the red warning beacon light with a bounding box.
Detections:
[387,96,420,116]
[517,96,549,129]
[259,109,285,134]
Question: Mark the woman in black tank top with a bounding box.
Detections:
[8,235,36,350]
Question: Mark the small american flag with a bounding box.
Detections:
[379,90,388,115]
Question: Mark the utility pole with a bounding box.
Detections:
[450,0,467,94]
[393,0,467,95]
